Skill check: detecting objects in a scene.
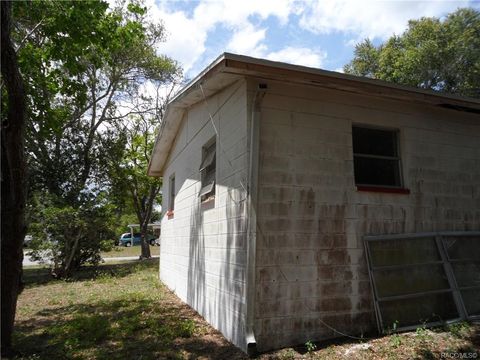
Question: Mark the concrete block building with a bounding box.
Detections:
[147,53,480,353]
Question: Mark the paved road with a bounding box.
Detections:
[23,251,51,267]
[23,252,159,267]
[102,255,159,262]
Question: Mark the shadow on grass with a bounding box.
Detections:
[22,258,159,288]
[13,294,246,360]
[14,259,247,360]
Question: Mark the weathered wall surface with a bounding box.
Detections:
[159,80,249,351]
[253,79,480,351]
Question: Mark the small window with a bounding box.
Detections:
[199,139,216,201]
[352,126,402,187]
[168,174,175,211]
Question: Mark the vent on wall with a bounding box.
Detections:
[364,231,480,333]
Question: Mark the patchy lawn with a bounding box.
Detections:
[267,323,479,359]
[13,260,245,360]
[101,245,160,258]
[12,260,479,359]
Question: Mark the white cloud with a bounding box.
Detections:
[265,47,327,68]
[155,9,208,73]
[140,0,208,74]
[227,23,267,56]
[193,0,294,28]
[124,0,474,79]
[298,0,471,40]
[142,0,298,75]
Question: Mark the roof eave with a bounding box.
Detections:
[148,52,480,177]
[147,54,232,177]
[221,53,480,110]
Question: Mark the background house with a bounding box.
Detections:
[148,53,480,353]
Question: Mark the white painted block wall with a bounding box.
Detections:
[159,80,249,351]
[254,79,480,351]
[158,75,479,353]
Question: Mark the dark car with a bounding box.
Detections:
[118,233,157,247]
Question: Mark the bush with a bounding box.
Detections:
[28,195,115,278]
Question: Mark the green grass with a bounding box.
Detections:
[12,260,479,360]
[447,322,473,339]
[101,245,160,258]
[13,260,245,360]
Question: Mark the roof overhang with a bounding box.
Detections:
[148,52,480,176]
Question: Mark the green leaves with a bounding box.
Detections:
[127,3,147,15]
[344,8,480,98]
[344,39,379,78]
[12,0,180,201]
[106,114,162,260]
[27,192,117,277]
[109,115,162,204]
[10,0,181,275]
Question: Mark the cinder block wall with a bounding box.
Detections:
[160,80,249,351]
[253,79,480,351]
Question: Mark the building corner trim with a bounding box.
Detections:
[245,84,266,354]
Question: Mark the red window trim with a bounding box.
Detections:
[356,185,410,194]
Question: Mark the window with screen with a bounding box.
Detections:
[199,139,216,202]
[352,126,402,187]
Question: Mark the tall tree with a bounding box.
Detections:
[1,1,27,355]
[344,8,480,98]
[14,0,180,202]
[12,0,180,276]
[108,109,164,259]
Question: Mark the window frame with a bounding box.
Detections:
[168,174,175,212]
[352,124,405,190]
[199,137,216,202]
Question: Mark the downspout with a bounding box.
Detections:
[245,83,267,356]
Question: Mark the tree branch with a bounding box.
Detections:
[15,18,45,54]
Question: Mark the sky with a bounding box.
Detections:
[141,0,480,79]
